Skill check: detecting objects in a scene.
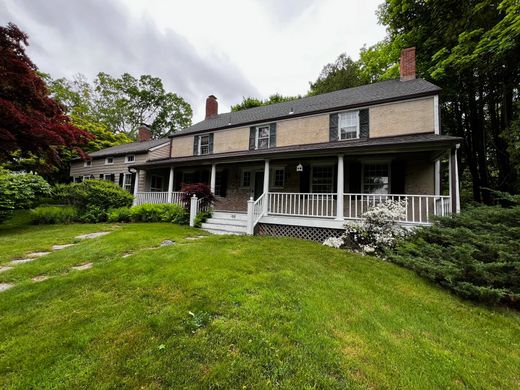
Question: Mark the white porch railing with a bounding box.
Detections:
[134,191,184,206]
[267,192,337,218]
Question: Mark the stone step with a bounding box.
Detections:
[205,217,247,227]
[211,211,248,221]
[201,222,247,234]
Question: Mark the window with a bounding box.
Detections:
[363,163,389,194]
[256,126,270,149]
[339,111,359,140]
[272,168,285,188]
[199,135,210,155]
[83,160,92,167]
[182,171,196,184]
[82,175,91,181]
[105,157,114,165]
[150,175,163,192]
[241,170,252,188]
[311,165,334,193]
[103,174,112,182]
[123,173,133,192]
[125,155,135,163]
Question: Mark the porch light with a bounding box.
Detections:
[296,163,303,172]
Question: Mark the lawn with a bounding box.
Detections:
[0,216,519,388]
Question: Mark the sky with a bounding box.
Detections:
[1,0,386,122]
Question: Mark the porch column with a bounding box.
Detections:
[263,159,270,215]
[133,170,140,196]
[449,146,460,213]
[434,159,441,195]
[210,163,217,194]
[336,155,344,221]
[167,167,174,203]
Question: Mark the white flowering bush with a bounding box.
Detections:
[323,200,411,256]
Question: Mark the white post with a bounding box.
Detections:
[263,159,270,215]
[448,147,460,213]
[434,160,441,195]
[336,155,344,221]
[210,163,216,194]
[167,167,174,203]
[132,170,140,206]
[246,197,254,235]
[454,146,460,213]
[189,195,198,227]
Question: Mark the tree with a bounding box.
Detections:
[231,94,300,112]
[358,39,401,82]
[308,54,367,96]
[0,23,91,172]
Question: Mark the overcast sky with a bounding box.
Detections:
[1,0,386,122]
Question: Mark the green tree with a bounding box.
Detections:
[231,94,300,112]
[358,39,401,82]
[308,54,367,96]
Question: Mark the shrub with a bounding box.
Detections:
[161,204,189,224]
[388,204,520,307]
[30,206,78,224]
[77,205,107,223]
[193,210,212,228]
[0,169,51,222]
[129,203,188,224]
[180,183,216,210]
[107,207,132,223]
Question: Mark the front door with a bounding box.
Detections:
[254,171,264,200]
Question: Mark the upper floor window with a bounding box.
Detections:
[125,155,135,163]
[339,111,359,140]
[256,126,270,149]
[363,163,389,194]
[199,135,210,155]
[105,157,114,165]
[83,160,92,168]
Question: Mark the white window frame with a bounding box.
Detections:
[105,157,114,165]
[255,125,270,150]
[338,110,360,140]
[310,164,335,193]
[240,169,252,188]
[122,173,133,192]
[82,175,91,181]
[125,155,135,163]
[361,161,391,194]
[150,175,164,192]
[103,174,112,182]
[271,167,285,189]
[83,160,92,168]
[198,134,210,155]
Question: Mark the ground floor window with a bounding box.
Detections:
[123,173,132,192]
[272,167,285,188]
[103,174,112,182]
[150,175,164,192]
[363,163,389,194]
[241,170,251,188]
[311,165,334,193]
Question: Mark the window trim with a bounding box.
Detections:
[270,166,285,189]
[83,160,92,168]
[240,169,252,189]
[82,175,91,181]
[310,163,335,193]
[197,133,211,155]
[361,160,391,194]
[104,156,114,165]
[103,174,112,182]
[255,125,270,150]
[123,173,133,192]
[150,175,164,192]
[125,155,135,163]
[338,110,360,140]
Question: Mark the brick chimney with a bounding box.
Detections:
[205,95,218,119]
[138,124,151,142]
[400,47,416,81]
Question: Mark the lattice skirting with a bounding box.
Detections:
[256,223,345,243]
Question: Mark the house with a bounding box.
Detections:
[76,48,461,240]
[69,126,170,193]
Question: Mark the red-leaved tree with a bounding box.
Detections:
[0,23,91,172]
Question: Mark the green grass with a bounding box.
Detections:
[0,215,519,388]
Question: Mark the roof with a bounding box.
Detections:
[87,138,169,158]
[173,78,441,137]
[133,133,460,168]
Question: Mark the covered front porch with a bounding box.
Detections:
[131,144,460,232]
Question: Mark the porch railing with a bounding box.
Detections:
[267,192,337,218]
[133,191,184,206]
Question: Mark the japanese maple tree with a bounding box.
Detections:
[0,23,91,172]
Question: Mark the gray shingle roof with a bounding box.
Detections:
[173,78,440,136]
[87,138,169,158]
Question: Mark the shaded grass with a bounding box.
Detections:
[0,219,519,388]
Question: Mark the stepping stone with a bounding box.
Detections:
[122,253,132,258]
[27,251,51,258]
[0,266,13,273]
[32,275,50,282]
[0,283,14,292]
[10,258,35,265]
[75,232,110,240]
[52,244,75,250]
[185,237,200,241]
[160,240,175,246]
[72,262,93,271]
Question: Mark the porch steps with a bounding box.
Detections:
[201,212,248,235]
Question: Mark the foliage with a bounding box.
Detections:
[231,93,300,112]
[107,207,132,223]
[30,206,78,224]
[129,203,188,224]
[180,183,216,211]
[308,54,367,96]
[53,179,133,213]
[0,169,51,222]
[77,205,108,223]
[0,23,91,174]
[358,38,401,82]
[388,204,520,307]
[193,210,212,228]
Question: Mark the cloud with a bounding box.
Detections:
[1,0,261,121]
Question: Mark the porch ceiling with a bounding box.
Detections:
[131,133,461,169]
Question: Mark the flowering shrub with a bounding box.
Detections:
[323,200,410,256]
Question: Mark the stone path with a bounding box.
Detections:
[52,244,75,250]
[0,283,14,292]
[0,266,13,273]
[10,258,36,265]
[75,232,110,240]
[32,275,50,282]
[72,263,93,271]
[27,251,51,258]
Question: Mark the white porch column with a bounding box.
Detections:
[434,159,441,195]
[210,163,217,194]
[449,146,461,213]
[133,170,140,197]
[167,167,174,203]
[263,159,270,215]
[336,155,344,221]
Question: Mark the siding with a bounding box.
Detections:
[70,153,148,183]
[214,126,250,153]
[149,143,170,160]
[277,114,329,146]
[170,135,194,157]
